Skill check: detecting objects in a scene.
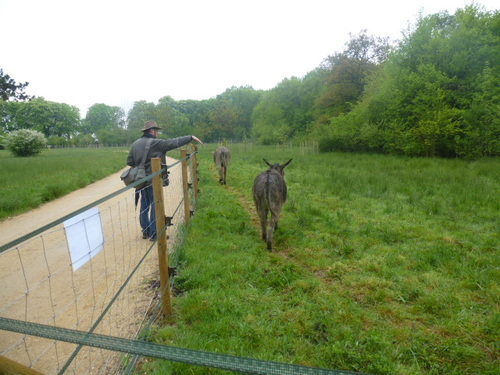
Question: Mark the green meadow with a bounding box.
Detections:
[0,146,498,374]
[0,147,127,219]
[144,144,499,374]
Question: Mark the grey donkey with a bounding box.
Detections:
[213,146,231,185]
[252,159,292,251]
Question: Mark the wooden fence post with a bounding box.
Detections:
[0,355,45,375]
[190,144,199,200]
[151,158,172,321]
[181,150,191,225]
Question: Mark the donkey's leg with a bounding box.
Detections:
[219,167,224,184]
[267,211,281,251]
[257,206,268,242]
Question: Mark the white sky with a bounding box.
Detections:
[1,0,497,116]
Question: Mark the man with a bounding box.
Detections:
[127,121,203,240]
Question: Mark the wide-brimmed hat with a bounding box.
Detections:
[141,121,162,132]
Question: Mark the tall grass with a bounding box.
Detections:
[0,147,128,219]
[1,145,497,374]
[142,144,499,375]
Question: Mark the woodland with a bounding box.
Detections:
[1,5,498,159]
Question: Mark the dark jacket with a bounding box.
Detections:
[126,134,193,182]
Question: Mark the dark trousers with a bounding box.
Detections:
[139,186,156,238]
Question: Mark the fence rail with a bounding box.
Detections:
[0,317,363,375]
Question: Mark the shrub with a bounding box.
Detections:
[5,129,47,157]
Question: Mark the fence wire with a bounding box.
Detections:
[0,155,191,375]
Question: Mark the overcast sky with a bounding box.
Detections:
[1,0,497,116]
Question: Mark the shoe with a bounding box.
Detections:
[149,236,157,242]
[142,233,148,239]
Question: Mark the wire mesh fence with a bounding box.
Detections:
[0,151,194,375]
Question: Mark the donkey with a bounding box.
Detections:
[252,159,292,251]
[213,146,231,185]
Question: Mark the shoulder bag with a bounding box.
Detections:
[120,138,153,189]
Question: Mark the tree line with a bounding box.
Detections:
[1,5,498,158]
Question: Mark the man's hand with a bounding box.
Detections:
[192,136,203,144]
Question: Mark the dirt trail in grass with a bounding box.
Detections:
[0,157,185,374]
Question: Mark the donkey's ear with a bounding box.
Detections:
[264,159,272,167]
[282,159,292,168]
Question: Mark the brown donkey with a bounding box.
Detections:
[213,146,231,185]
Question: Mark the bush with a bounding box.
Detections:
[5,129,47,157]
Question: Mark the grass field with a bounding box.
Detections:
[0,145,498,374]
[142,144,499,375]
[0,147,128,219]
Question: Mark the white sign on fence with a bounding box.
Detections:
[64,207,104,271]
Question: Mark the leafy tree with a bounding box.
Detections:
[1,98,81,138]
[155,96,178,131]
[273,78,304,133]
[459,63,500,158]
[216,86,262,139]
[126,101,157,132]
[204,98,240,141]
[155,96,193,138]
[251,91,289,145]
[250,31,390,146]
[297,68,327,132]
[252,76,319,144]
[317,5,499,158]
[5,129,47,157]
[83,103,125,136]
[387,5,499,157]
[0,69,34,101]
[317,30,391,119]
[0,100,19,132]
[174,99,208,131]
